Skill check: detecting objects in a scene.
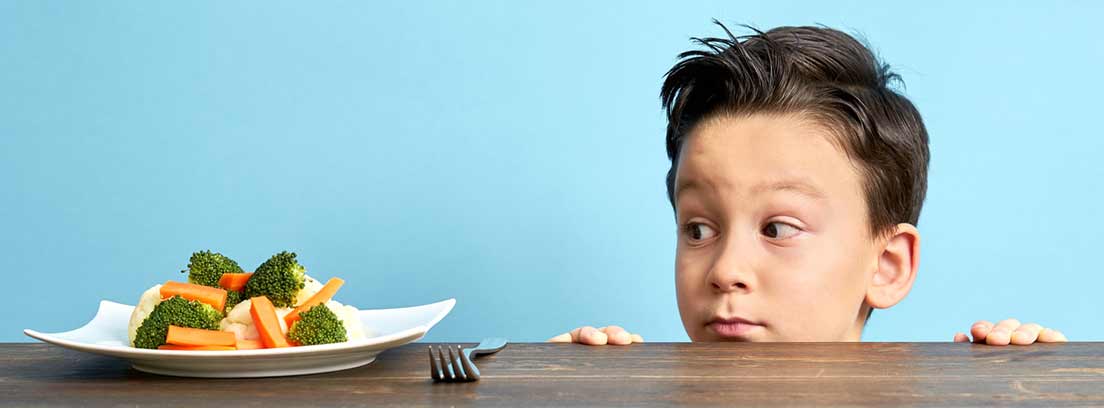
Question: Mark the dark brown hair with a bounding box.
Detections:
[662,21,930,238]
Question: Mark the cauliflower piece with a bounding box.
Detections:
[218,298,294,341]
[217,281,370,344]
[294,274,324,307]
[127,284,163,346]
[229,272,323,341]
[326,300,369,341]
[220,299,258,341]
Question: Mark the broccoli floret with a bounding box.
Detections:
[287,304,347,346]
[182,250,244,287]
[133,295,223,349]
[243,251,306,308]
[224,290,245,313]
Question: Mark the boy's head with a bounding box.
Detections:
[662,23,929,341]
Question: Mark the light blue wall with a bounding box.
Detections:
[3,1,1101,343]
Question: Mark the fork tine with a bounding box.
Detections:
[436,346,453,381]
[449,345,468,381]
[458,344,479,381]
[428,346,441,381]
[444,344,462,381]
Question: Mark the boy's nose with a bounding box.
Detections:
[711,273,749,292]
[707,244,754,293]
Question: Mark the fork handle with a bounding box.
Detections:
[466,337,508,358]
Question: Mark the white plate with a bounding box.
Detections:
[24,298,455,378]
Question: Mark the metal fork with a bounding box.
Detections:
[428,337,508,382]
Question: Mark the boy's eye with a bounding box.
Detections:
[761,221,800,240]
[685,223,717,242]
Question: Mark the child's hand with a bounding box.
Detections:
[953,319,1067,345]
[547,325,644,345]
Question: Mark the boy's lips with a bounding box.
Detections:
[707,316,765,338]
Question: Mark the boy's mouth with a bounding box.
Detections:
[707,316,765,339]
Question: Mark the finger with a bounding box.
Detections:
[993,318,1022,332]
[579,326,608,345]
[602,325,632,346]
[985,318,1022,346]
[985,319,1020,346]
[568,327,584,343]
[954,332,970,343]
[1038,328,1068,343]
[630,334,644,343]
[548,332,573,343]
[985,330,1011,345]
[1010,323,1044,345]
[970,321,994,344]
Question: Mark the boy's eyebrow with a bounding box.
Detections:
[751,179,828,201]
[675,178,827,201]
[674,179,705,201]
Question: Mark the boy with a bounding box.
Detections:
[549,22,1066,346]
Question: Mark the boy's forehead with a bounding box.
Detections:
[674,114,859,202]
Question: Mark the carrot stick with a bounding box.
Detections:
[250,296,290,348]
[161,281,228,311]
[235,339,265,350]
[158,344,237,351]
[218,273,253,291]
[166,325,237,347]
[284,277,345,326]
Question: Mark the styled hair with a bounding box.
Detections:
[661,21,930,238]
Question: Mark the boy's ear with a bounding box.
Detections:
[865,223,920,310]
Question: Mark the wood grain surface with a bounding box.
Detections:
[3,342,1103,406]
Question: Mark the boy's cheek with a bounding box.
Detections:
[771,282,861,341]
[674,255,710,340]
[674,251,713,295]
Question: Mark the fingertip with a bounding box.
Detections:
[602,326,631,345]
[953,332,969,343]
[631,334,644,343]
[1020,323,1044,332]
[986,330,1011,346]
[590,332,609,345]
[608,330,632,345]
[548,333,572,343]
[996,318,1021,330]
[1039,328,1069,343]
[569,327,584,343]
[1014,324,1044,345]
[970,324,991,343]
[971,320,992,329]
[580,326,608,345]
[602,325,626,336]
[1009,331,1032,345]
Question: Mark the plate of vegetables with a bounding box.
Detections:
[24,250,455,378]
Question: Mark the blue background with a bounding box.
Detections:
[3,1,1101,343]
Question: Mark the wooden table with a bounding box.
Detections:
[3,342,1103,406]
